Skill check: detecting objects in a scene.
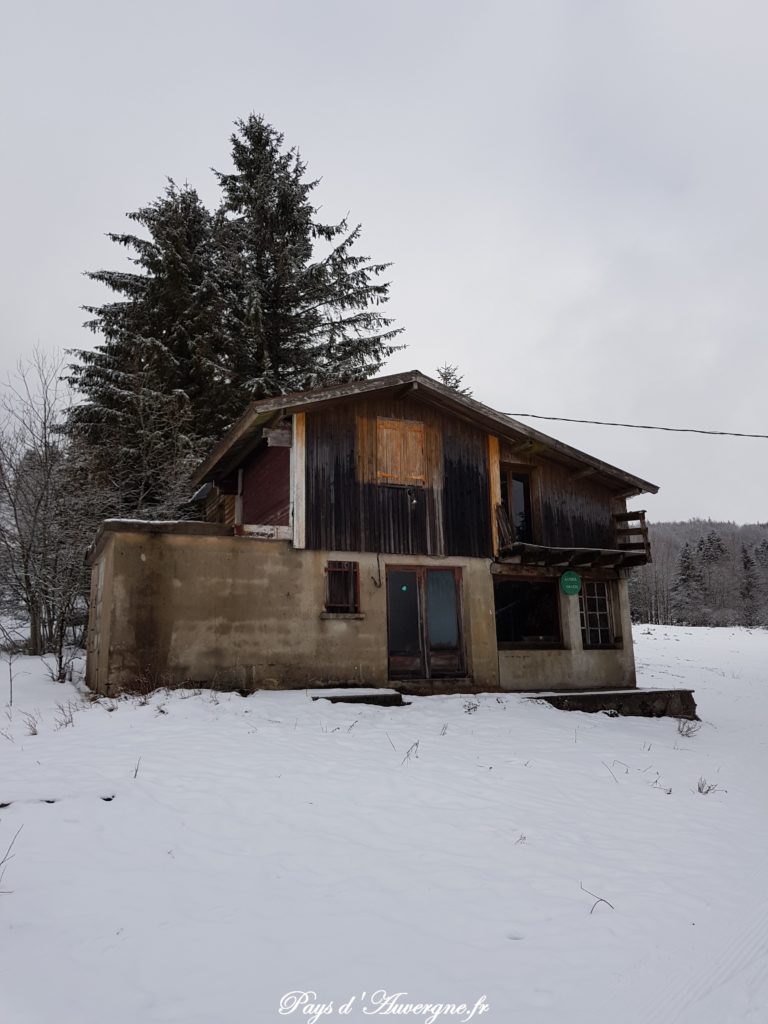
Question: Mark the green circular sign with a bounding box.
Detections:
[560,570,582,596]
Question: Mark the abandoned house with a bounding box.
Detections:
[85,370,658,697]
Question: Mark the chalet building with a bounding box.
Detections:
[85,371,657,696]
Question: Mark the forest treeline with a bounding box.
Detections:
[629,520,768,627]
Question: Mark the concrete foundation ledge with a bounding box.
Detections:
[527,687,698,720]
[389,678,485,696]
[309,688,406,707]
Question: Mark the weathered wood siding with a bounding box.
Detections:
[242,446,290,525]
[205,487,236,526]
[442,424,492,556]
[499,441,620,548]
[306,397,492,556]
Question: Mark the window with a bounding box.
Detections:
[324,561,360,614]
[494,579,561,648]
[376,418,426,486]
[579,581,617,648]
[500,468,534,543]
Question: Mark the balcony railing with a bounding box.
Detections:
[494,504,652,567]
[613,510,651,563]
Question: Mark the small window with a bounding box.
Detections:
[494,579,561,648]
[377,418,426,486]
[500,468,534,543]
[324,561,360,614]
[579,581,617,648]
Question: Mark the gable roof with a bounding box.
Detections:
[192,370,658,496]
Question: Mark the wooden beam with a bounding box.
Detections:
[235,468,244,526]
[263,426,292,447]
[487,434,501,556]
[291,412,306,549]
[568,550,600,566]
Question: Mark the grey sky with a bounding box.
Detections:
[2,0,766,522]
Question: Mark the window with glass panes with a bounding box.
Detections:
[579,581,615,648]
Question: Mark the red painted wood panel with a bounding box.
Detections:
[242,447,290,526]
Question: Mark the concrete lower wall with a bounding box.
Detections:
[85,528,638,696]
[497,579,636,691]
[86,531,499,695]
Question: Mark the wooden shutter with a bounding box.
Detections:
[403,422,426,484]
[377,418,426,485]
[377,418,404,482]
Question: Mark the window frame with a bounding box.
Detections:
[499,464,536,544]
[324,560,361,615]
[493,576,563,650]
[386,564,466,678]
[579,580,620,649]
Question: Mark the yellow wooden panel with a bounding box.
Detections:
[403,422,426,484]
[377,417,404,481]
[487,434,501,556]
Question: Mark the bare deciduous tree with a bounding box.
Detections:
[0,350,106,675]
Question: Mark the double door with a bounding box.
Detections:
[386,567,464,679]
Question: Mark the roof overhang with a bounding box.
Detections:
[192,370,659,496]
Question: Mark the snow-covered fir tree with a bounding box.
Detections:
[68,116,403,514]
[68,183,220,513]
[213,115,402,413]
[739,544,760,627]
[670,541,706,625]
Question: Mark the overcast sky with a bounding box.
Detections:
[1,0,766,522]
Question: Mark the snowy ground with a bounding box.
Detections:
[1,626,766,1024]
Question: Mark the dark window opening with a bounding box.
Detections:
[500,469,534,543]
[325,561,360,614]
[494,579,560,648]
[579,581,616,648]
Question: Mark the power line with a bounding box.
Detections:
[505,412,768,439]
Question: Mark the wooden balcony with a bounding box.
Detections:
[613,510,651,564]
[494,505,652,568]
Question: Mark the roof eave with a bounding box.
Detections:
[191,370,659,496]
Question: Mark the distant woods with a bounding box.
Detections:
[630,521,768,628]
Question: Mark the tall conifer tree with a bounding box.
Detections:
[212,115,401,414]
[671,542,706,625]
[69,115,402,513]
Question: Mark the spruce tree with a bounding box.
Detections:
[68,115,403,514]
[739,544,759,627]
[754,539,768,592]
[435,364,473,397]
[68,181,219,512]
[671,542,706,625]
[696,529,727,608]
[212,114,402,413]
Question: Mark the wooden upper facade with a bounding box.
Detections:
[192,371,656,566]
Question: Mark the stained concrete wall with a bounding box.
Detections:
[86,527,638,695]
[86,529,499,695]
[497,578,636,691]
